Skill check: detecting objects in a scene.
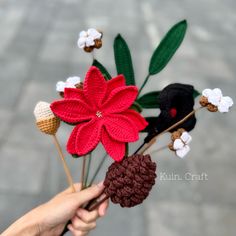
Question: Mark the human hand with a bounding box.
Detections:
[2,182,109,236]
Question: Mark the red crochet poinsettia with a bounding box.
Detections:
[50,66,148,161]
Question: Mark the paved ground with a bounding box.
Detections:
[0,0,236,235]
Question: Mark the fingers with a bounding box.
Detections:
[98,198,109,216]
[68,224,89,236]
[73,182,104,206]
[68,209,98,235]
[76,208,99,223]
[68,210,97,235]
[59,183,82,195]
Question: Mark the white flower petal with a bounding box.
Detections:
[202,88,212,98]
[56,81,66,92]
[79,31,87,38]
[173,139,184,150]
[221,96,234,107]
[181,132,192,144]
[176,145,190,158]
[85,36,95,47]
[208,94,221,106]
[66,76,81,85]
[218,104,229,113]
[88,28,102,39]
[212,88,223,98]
[77,37,86,48]
[65,83,76,88]
[207,88,222,106]
[218,96,233,113]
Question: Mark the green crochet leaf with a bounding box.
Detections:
[92,59,111,80]
[72,154,79,158]
[130,101,143,113]
[114,34,135,85]
[149,20,187,75]
[193,89,200,98]
[136,91,160,109]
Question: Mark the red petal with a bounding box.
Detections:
[83,66,107,108]
[121,109,148,131]
[64,88,95,109]
[50,99,93,124]
[64,88,84,100]
[101,128,125,162]
[66,125,81,154]
[105,75,126,95]
[75,119,103,155]
[102,86,138,113]
[103,114,139,142]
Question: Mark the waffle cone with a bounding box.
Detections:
[36,116,60,135]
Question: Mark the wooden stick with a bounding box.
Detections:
[52,135,76,193]
[85,153,92,187]
[138,107,203,155]
[85,194,109,211]
[149,144,169,154]
[81,155,87,190]
[89,153,107,186]
[91,50,95,61]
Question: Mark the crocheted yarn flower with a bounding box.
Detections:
[77,28,102,52]
[169,130,192,158]
[56,77,81,92]
[50,66,148,161]
[145,83,196,142]
[200,88,233,113]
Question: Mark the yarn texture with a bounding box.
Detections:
[50,66,148,161]
[145,83,196,142]
[104,154,157,207]
[34,101,60,135]
[36,117,60,135]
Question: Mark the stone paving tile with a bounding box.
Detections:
[145,201,204,236]
[201,204,236,236]
[0,192,50,232]
[0,55,30,110]
[0,0,236,235]
[0,144,47,194]
[91,204,147,236]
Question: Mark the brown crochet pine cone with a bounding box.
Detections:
[104,154,157,208]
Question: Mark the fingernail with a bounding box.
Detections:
[97,181,104,188]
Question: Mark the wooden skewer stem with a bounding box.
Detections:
[138,107,203,155]
[52,135,76,193]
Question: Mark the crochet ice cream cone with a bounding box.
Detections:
[34,101,60,135]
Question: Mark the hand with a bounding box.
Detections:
[2,182,109,236]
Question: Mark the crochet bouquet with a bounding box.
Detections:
[34,20,233,230]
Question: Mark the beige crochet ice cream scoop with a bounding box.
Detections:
[34,101,75,192]
[34,101,60,135]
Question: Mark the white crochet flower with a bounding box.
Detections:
[77,28,102,49]
[56,77,81,92]
[173,132,192,158]
[202,88,233,113]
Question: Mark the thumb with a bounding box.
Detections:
[72,181,105,207]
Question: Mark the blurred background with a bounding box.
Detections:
[0,0,236,235]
